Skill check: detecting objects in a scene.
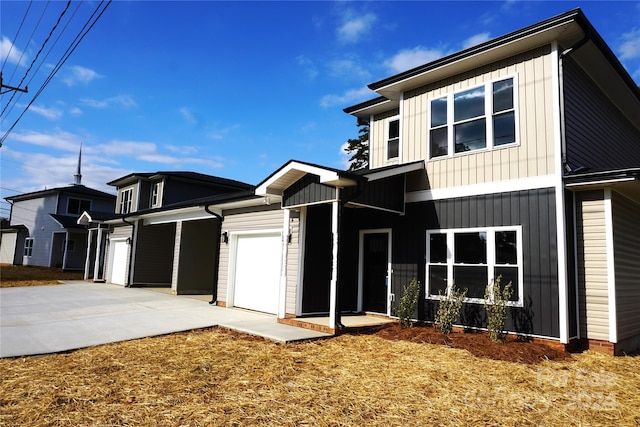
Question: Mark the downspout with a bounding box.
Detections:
[205,205,223,305]
[121,216,136,287]
[556,30,590,345]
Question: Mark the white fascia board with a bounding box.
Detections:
[256,162,356,196]
[406,174,556,202]
[142,206,221,226]
[77,211,93,225]
[364,161,425,182]
[564,177,635,189]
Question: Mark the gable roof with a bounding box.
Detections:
[5,185,116,203]
[345,8,640,125]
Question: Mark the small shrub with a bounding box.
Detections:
[397,278,420,328]
[484,276,513,342]
[435,286,467,334]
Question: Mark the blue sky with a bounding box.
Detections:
[1,1,639,215]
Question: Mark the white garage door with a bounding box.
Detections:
[233,233,281,314]
[110,240,129,285]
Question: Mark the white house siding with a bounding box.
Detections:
[370,46,556,189]
[576,191,609,341]
[217,206,285,305]
[285,215,300,315]
[10,195,60,267]
[612,191,640,341]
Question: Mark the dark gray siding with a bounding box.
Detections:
[563,57,640,171]
[343,175,405,212]
[132,222,176,286]
[339,188,560,338]
[283,174,336,207]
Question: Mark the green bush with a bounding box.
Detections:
[484,275,513,342]
[397,278,420,328]
[435,286,467,334]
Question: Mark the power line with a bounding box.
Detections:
[0,0,112,146]
[0,0,33,72]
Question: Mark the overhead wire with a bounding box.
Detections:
[0,0,112,146]
[1,0,33,72]
[0,0,70,118]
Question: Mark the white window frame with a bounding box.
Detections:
[425,226,523,307]
[120,188,133,214]
[24,238,34,257]
[427,74,519,159]
[386,116,400,161]
[150,182,161,207]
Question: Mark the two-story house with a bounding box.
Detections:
[79,171,254,295]
[0,178,115,270]
[240,9,639,355]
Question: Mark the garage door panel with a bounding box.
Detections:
[233,233,281,314]
[110,241,128,285]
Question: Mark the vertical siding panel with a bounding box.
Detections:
[286,216,300,315]
[612,192,640,341]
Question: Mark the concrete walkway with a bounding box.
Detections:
[0,281,331,358]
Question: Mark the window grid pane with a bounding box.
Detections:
[454,87,485,122]
[493,79,514,113]
[454,119,486,152]
[431,97,447,127]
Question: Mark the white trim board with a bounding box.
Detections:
[406,175,556,202]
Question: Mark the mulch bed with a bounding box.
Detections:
[369,322,572,364]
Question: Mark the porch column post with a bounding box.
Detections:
[278,208,290,319]
[171,221,182,294]
[83,229,93,280]
[62,231,69,270]
[329,190,343,331]
[93,227,104,281]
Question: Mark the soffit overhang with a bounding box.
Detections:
[256,161,360,197]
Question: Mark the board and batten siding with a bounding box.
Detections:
[217,206,285,304]
[575,190,609,341]
[370,46,556,189]
[612,191,640,341]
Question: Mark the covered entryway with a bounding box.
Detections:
[360,230,391,315]
[232,232,281,314]
[109,239,129,285]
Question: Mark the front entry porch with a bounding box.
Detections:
[278,314,396,335]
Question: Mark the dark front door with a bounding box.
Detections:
[302,204,332,314]
[362,232,389,314]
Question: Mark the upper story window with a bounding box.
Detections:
[67,198,91,215]
[426,226,522,306]
[150,182,161,207]
[386,117,400,160]
[429,76,517,159]
[120,188,133,214]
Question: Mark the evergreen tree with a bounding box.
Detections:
[344,123,369,171]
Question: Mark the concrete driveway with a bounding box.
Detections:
[0,281,330,358]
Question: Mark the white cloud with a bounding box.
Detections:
[327,58,371,81]
[63,65,102,86]
[29,104,63,120]
[7,129,80,152]
[338,141,351,169]
[0,36,27,67]
[297,55,319,80]
[320,86,373,108]
[79,95,137,109]
[166,144,198,155]
[336,11,377,43]
[99,139,224,169]
[619,28,640,60]
[384,47,446,74]
[208,124,239,140]
[462,32,491,49]
[69,107,83,116]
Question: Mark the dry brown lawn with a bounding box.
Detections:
[0,264,83,287]
[1,326,638,426]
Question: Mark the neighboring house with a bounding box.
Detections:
[250,9,638,354]
[0,184,115,270]
[78,172,254,293]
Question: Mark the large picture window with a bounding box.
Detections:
[429,76,517,158]
[67,198,91,215]
[426,227,522,305]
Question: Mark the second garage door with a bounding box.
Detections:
[233,233,281,314]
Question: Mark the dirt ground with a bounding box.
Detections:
[0,264,83,287]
